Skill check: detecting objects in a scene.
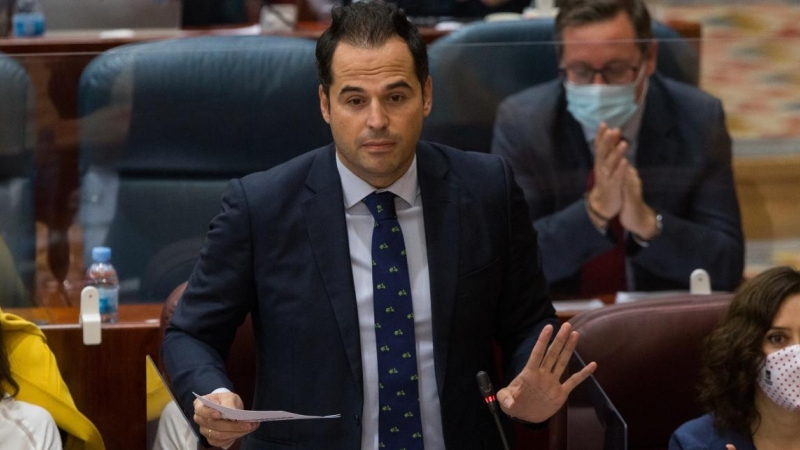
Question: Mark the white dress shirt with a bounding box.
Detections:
[0,396,62,450]
[336,154,445,449]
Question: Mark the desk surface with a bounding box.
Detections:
[0,22,448,55]
[6,303,164,327]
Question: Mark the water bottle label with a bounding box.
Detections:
[13,13,45,37]
[97,287,118,315]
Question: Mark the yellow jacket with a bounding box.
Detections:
[1,309,105,450]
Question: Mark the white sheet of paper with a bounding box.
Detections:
[193,393,341,423]
[552,299,605,312]
[615,290,688,304]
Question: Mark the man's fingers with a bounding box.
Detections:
[203,424,253,448]
[561,361,597,394]
[219,393,244,410]
[193,402,217,423]
[496,387,515,411]
[541,322,572,372]
[551,331,580,377]
[525,324,553,371]
[597,127,624,162]
[593,123,609,157]
[609,153,628,182]
[198,416,257,447]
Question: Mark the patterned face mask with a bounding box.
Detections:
[758,344,800,411]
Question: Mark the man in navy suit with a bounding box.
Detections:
[162,1,594,449]
[491,0,744,298]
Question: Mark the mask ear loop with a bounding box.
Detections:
[631,61,650,107]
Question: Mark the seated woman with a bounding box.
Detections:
[669,266,800,450]
[1,308,105,450]
[0,318,62,449]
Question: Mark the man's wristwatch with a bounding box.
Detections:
[652,211,663,238]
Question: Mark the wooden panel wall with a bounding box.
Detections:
[734,155,800,242]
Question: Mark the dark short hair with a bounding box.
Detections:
[316,0,429,97]
[555,0,653,57]
[699,266,800,435]
[0,319,20,398]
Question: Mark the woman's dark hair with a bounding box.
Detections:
[699,266,800,435]
[0,319,20,398]
[554,0,653,57]
[316,0,429,97]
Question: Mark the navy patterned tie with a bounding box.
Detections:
[363,191,424,450]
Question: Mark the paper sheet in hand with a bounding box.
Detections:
[193,393,341,422]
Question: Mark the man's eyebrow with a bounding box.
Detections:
[386,80,413,90]
[566,58,629,68]
[338,85,365,96]
[337,81,413,97]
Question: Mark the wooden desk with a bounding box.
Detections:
[7,304,163,450]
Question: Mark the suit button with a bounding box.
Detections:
[354,414,361,427]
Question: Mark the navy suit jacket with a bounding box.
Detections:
[162,142,557,449]
[491,75,744,295]
[669,414,756,450]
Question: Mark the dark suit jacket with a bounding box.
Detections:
[669,414,756,450]
[491,75,744,295]
[162,142,556,449]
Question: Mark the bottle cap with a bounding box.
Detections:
[92,246,111,263]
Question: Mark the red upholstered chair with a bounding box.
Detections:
[549,293,733,450]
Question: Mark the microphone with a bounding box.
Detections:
[476,371,510,450]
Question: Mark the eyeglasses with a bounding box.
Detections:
[559,61,642,85]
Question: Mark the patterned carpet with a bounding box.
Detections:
[660,4,800,273]
[662,4,800,142]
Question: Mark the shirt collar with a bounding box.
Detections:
[336,152,419,210]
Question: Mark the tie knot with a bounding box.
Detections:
[364,191,397,221]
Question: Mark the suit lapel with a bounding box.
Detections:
[557,99,593,170]
[417,144,460,393]
[636,75,680,168]
[635,76,682,206]
[302,146,363,389]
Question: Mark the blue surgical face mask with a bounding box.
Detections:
[564,66,645,137]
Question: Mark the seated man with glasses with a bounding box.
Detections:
[491,0,744,298]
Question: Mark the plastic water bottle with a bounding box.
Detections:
[85,247,119,323]
[12,0,44,37]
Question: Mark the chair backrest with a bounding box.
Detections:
[551,294,732,450]
[0,53,35,307]
[78,36,332,303]
[422,18,699,153]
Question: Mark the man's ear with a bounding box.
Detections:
[319,85,331,124]
[422,76,433,117]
